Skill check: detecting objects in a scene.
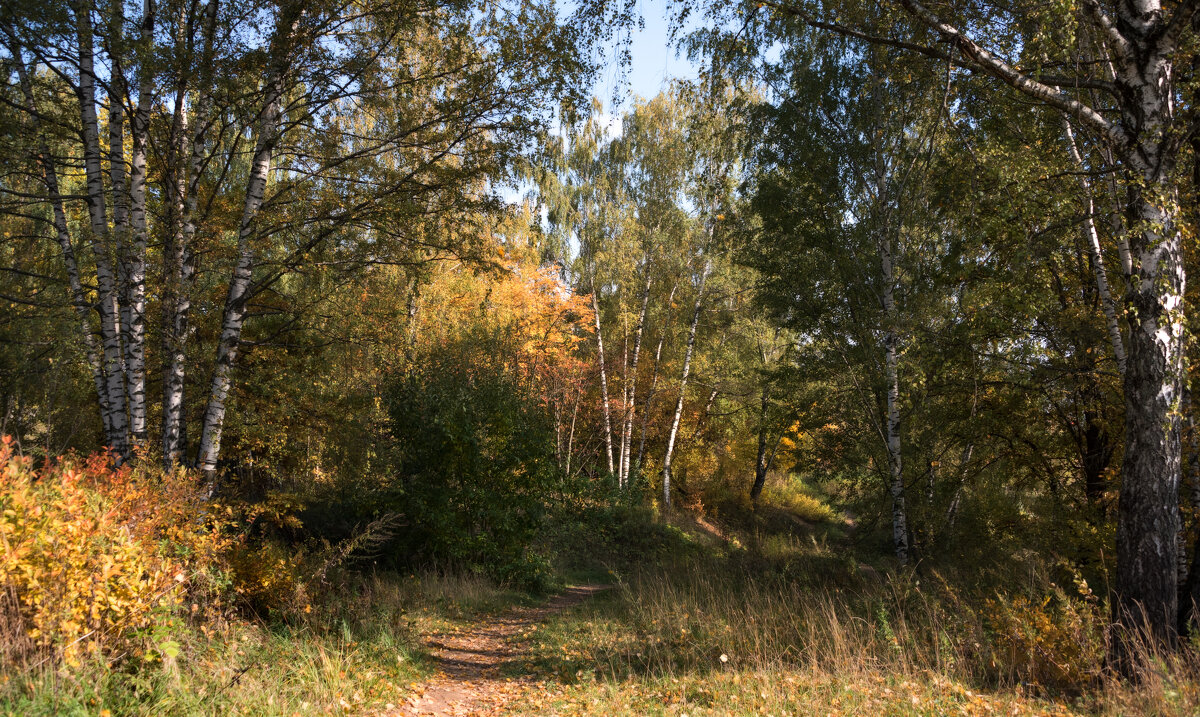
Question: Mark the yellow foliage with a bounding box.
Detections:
[758,479,837,523]
[984,581,1105,690]
[0,437,231,667]
[226,539,309,617]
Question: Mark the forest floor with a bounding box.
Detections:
[392,585,609,716]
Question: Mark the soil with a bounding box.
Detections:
[392,584,608,716]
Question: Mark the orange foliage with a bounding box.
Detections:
[415,251,595,408]
[0,437,231,667]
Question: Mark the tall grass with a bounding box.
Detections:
[520,532,1200,716]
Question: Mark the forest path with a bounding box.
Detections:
[391,584,608,716]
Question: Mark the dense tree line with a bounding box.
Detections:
[0,0,589,478]
[4,0,1200,671]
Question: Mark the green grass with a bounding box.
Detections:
[0,570,530,716]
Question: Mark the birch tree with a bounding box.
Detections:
[702,0,1199,646]
[661,255,710,508]
[610,91,692,487]
[0,0,593,478]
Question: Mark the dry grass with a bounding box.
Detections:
[510,524,1200,716]
[0,569,530,715]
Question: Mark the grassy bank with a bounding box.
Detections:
[507,510,1200,716]
[0,570,545,716]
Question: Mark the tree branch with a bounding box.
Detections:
[758,1,1119,97]
[894,0,1128,147]
[1081,0,1134,61]
[1156,0,1200,56]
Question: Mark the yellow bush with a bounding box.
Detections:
[0,437,230,667]
[226,538,310,617]
[758,479,837,523]
[984,581,1105,691]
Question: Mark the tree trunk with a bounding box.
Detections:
[1115,181,1185,648]
[108,0,134,445]
[196,62,285,486]
[891,0,1193,649]
[12,55,110,439]
[751,384,770,502]
[162,0,218,467]
[662,260,710,510]
[124,0,154,450]
[591,286,615,476]
[880,229,908,564]
[1063,116,1127,379]
[618,323,628,485]
[565,388,580,478]
[620,256,653,487]
[637,279,678,471]
[73,0,128,456]
[1180,406,1200,633]
[1108,6,1187,648]
[162,79,190,464]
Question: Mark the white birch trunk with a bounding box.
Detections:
[123,0,154,448]
[591,287,615,476]
[1106,1,1187,648]
[637,280,677,471]
[162,0,218,466]
[1062,116,1127,379]
[74,0,128,455]
[565,390,580,478]
[196,66,284,483]
[162,82,190,463]
[618,323,629,485]
[619,257,653,487]
[894,0,1191,645]
[880,231,908,564]
[662,260,710,510]
[13,55,110,438]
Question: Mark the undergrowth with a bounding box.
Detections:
[508,503,1200,716]
[4,438,1199,716]
[0,439,524,715]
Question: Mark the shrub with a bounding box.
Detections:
[384,331,565,588]
[984,582,1105,690]
[0,437,231,668]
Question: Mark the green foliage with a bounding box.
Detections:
[385,330,563,589]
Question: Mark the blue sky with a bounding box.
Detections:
[596,0,699,108]
[500,1,701,205]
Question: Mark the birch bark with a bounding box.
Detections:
[880,229,907,564]
[108,0,132,426]
[1062,116,1127,379]
[12,55,110,439]
[196,44,287,484]
[619,256,653,486]
[124,0,155,448]
[662,259,710,509]
[1106,0,1188,648]
[591,286,616,476]
[162,0,217,466]
[73,0,128,455]
[636,280,678,471]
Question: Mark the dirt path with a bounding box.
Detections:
[394,585,608,716]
